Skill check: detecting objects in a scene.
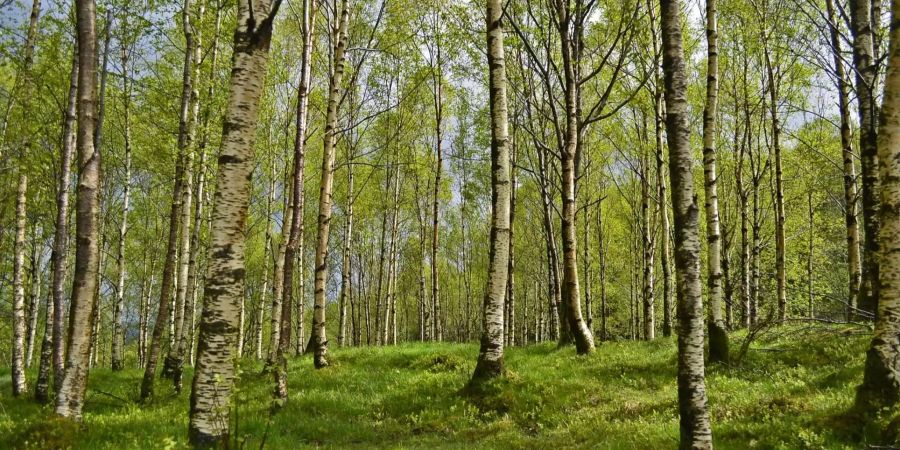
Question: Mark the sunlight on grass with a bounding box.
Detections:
[0,325,880,449]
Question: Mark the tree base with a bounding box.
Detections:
[188,427,227,449]
[708,322,729,364]
[471,357,504,382]
[161,355,178,379]
[461,371,513,415]
[856,342,900,411]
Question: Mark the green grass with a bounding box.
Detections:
[0,324,893,449]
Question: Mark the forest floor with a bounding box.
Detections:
[0,323,893,449]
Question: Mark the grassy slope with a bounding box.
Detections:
[0,325,882,449]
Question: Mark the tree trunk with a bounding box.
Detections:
[808,191,815,318]
[111,54,132,370]
[750,126,761,325]
[164,1,200,388]
[647,0,671,338]
[93,9,112,157]
[139,258,157,368]
[295,241,306,357]
[182,3,207,372]
[537,280,544,342]
[375,176,390,344]
[656,103,673,337]
[141,0,196,401]
[12,174,29,396]
[722,217,733,330]
[276,0,315,381]
[763,35,787,321]
[339,151,355,347]
[660,0,713,444]
[89,232,107,368]
[856,5,900,409]
[35,237,55,399]
[641,142,656,341]
[431,28,444,343]
[557,2,594,354]
[25,229,42,369]
[188,0,281,443]
[703,0,728,363]
[506,142,517,347]
[583,205,591,339]
[463,197,474,342]
[309,0,349,368]
[415,174,428,342]
[383,164,401,345]
[268,179,292,361]
[40,44,79,402]
[258,161,275,359]
[185,0,220,370]
[356,251,365,345]
[390,167,402,345]
[850,0,880,318]
[472,0,510,381]
[237,295,246,357]
[735,94,750,329]
[183,143,206,371]
[538,144,562,340]
[87,13,111,370]
[598,198,607,341]
[337,75,361,347]
[631,211,639,339]
[825,0,863,321]
[55,0,100,420]
[350,253,358,346]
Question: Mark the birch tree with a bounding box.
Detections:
[111,26,134,371]
[275,0,316,399]
[823,0,863,320]
[55,0,101,420]
[36,45,79,402]
[856,0,900,411]
[34,45,76,395]
[660,0,713,444]
[472,0,511,382]
[8,0,42,399]
[703,0,728,363]
[141,0,198,401]
[188,0,282,442]
[849,0,881,317]
[12,174,28,396]
[309,0,350,368]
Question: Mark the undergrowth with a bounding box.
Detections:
[0,324,893,449]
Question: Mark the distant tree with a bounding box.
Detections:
[12,174,28,397]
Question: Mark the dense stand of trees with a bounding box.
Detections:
[3,0,900,446]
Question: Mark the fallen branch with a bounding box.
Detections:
[91,389,132,404]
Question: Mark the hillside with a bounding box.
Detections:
[0,324,886,449]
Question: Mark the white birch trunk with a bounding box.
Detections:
[472,0,511,381]
[188,0,281,443]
